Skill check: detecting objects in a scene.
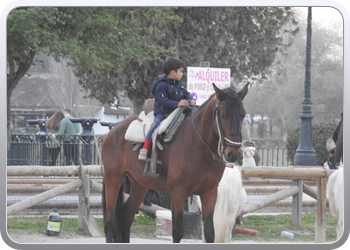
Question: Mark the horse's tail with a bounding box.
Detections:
[102,179,125,242]
[115,181,125,242]
[102,180,106,220]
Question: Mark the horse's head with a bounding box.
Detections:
[213,83,249,162]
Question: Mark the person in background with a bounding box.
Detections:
[45,111,64,166]
[51,109,80,165]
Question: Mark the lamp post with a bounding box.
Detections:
[293,7,317,166]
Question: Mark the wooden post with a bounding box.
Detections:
[292,179,303,226]
[315,177,327,243]
[78,172,91,230]
[78,163,104,237]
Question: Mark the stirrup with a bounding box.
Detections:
[143,159,162,178]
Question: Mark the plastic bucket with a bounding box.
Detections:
[156,210,172,239]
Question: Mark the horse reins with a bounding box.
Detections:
[190,101,242,162]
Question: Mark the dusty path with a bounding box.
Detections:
[5,230,306,245]
[6,230,203,244]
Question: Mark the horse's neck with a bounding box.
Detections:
[193,101,216,128]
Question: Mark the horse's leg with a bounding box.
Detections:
[120,180,149,242]
[200,189,218,243]
[103,170,125,243]
[335,170,344,240]
[170,194,186,243]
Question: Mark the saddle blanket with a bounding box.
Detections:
[124,108,181,143]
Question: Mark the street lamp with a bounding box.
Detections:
[294,7,317,166]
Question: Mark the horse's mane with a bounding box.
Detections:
[195,86,245,135]
[222,87,245,135]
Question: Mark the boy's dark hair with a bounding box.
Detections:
[163,57,185,75]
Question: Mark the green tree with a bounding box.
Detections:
[76,7,299,114]
[7,7,181,150]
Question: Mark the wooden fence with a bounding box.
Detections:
[7,165,335,243]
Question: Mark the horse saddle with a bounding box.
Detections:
[124,99,191,178]
[124,99,191,144]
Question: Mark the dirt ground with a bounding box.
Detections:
[5,229,305,245]
[5,229,203,244]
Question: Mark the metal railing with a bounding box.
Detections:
[7,135,288,167]
[254,140,288,167]
[7,134,105,166]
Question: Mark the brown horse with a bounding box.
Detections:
[102,83,249,243]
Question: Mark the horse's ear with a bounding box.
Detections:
[238,82,249,101]
[213,83,226,101]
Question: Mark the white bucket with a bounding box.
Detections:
[156,210,172,239]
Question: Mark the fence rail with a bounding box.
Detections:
[7,134,288,167]
[7,165,334,243]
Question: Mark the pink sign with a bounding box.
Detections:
[187,67,231,105]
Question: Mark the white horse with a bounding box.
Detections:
[242,146,256,167]
[198,166,247,243]
[326,166,344,240]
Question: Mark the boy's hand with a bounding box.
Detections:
[189,100,196,106]
[178,100,188,107]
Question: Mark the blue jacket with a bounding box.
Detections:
[151,75,193,116]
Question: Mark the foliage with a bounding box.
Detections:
[7,7,299,143]
[286,122,338,165]
[74,7,299,113]
[174,7,298,82]
[7,7,181,150]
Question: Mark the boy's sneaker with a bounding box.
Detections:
[138,149,148,161]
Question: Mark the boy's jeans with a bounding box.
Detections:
[145,114,165,141]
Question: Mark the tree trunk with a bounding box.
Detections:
[133,99,145,116]
[7,50,37,154]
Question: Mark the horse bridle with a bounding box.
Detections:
[191,101,242,162]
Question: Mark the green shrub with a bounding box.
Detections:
[286,122,337,166]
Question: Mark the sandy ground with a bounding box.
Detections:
[5,230,201,244]
[4,212,313,245]
[5,229,309,245]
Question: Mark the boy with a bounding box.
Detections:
[138,57,196,160]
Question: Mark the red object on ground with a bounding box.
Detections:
[234,228,258,236]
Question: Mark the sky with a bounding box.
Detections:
[298,6,343,27]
